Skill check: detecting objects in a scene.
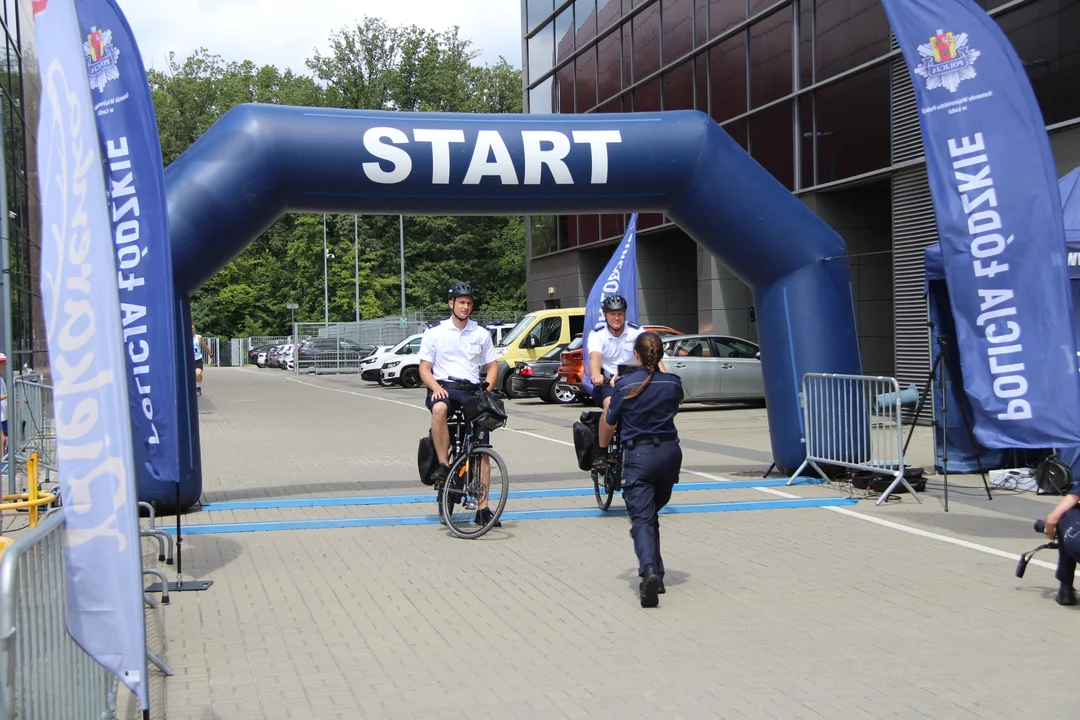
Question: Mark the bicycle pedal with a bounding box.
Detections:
[464,500,477,510]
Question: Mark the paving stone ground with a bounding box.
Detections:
[120,367,1078,719]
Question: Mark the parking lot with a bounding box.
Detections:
[141,367,1079,719]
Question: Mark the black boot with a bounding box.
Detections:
[1056,584,1077,606]
[640,565,662,608]
[475,507,502,528]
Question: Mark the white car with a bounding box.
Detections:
[380,352,423,388]
[485,322,518,347]
[366,335,423,384]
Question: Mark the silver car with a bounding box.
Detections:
[661,334,764,402]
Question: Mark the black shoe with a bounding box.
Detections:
[475,507,502,528]
[1056,584,1077,606]
[640,566,662,608]
[657,577,666,594]
[431,463,450,486]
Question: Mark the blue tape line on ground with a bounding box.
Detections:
[199,477,825,512]
[168,496,856,535]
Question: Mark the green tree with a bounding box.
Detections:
[151,18,527,339]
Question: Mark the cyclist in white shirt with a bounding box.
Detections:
[588,295,666,458]
[419,282,500,525]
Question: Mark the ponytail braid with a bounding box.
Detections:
[624,331,664,400]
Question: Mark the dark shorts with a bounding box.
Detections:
[1,420,6,435]
[195,359,204,370]
[425,387,490,445]
[592,383,616,408]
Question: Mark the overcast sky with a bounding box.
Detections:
[113,0,524,75]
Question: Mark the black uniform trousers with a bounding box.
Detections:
[1056,506,1080,588]
[620,439,682,577]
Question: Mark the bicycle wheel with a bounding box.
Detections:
[441,446,509,539]
[592,464,614,511]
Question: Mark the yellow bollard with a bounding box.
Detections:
[27,452,39,529]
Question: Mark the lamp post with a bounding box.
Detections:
[286,302,298,346]
[322,214,335,325]
[354,215,360,324]
[399,215,406,319]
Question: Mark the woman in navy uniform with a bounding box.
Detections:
[600,331,683,608]
[1043,470,1080,605]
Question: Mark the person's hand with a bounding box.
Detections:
[1045,512,1060,540]
[591,373,604,386]
[431,385,449,400]
[609,374,618,387]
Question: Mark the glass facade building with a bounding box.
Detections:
[2,0,42,370]
[521,0,1080,388]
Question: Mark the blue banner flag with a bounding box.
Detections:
[74,0,179,486]
[581,214,639,393]
[33,0,148,708]
[883,0,1080,448]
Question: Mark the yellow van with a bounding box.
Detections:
[494,307,586,397]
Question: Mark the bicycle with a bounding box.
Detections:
[589,369,627,512]
[434,380,510,539]
[591,421,622,511]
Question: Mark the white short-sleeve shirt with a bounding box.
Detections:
[418,318,497,384]
[586,322,644,375]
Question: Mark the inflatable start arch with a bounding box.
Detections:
[158,105,861,510]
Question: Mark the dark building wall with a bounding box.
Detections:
[802,182,894,376]
[4,0,43,370]
[1051,125,1080,178]
[697,245,755,341]
[523,0,1080,355]
[636,228,697,332]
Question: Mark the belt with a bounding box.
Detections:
[622,436,679,449]
[438,379,481,391]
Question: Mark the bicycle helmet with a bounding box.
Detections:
[448,282,476,301]
[601,294,627,312]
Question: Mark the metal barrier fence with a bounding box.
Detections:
[8,377,55,496]
[0,510,118,720]
[229,338,244,366]
[206,337,221,367]
[789,373,922,505]
[247,335,291,350]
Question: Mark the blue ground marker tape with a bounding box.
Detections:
[169,496,856,535]
[200,477,825,512]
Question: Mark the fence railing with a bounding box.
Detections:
[0,510,118,720]
[8,377,55,496]
[789,373,922,505]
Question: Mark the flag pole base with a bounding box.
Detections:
[145,579,213,593]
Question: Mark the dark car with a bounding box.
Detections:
[510,344,576,404]
[297,337,374,363]
[248,344,273,365]
[267,344,285,368]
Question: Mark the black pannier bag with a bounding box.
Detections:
[573,411,602,471]
[417,433,439,485]
[464,391,508,431]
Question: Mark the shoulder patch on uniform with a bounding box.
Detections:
[593,322,606,331]
[626,321,641,329]
[427,320,442,329]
